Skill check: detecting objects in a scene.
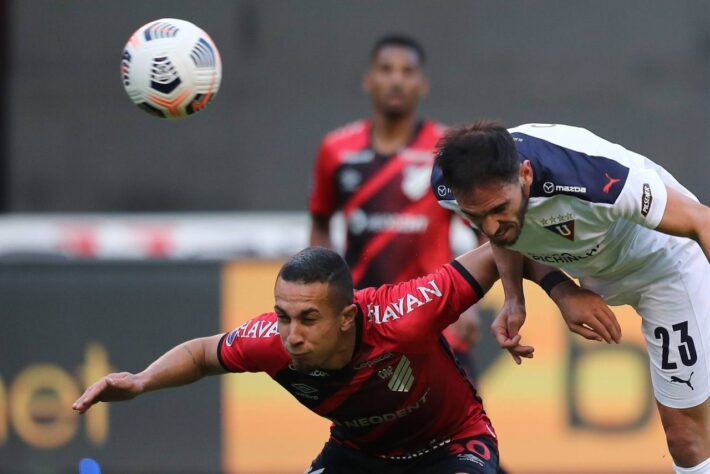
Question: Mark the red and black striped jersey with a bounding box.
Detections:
[217,261,496,458]
[308,119,454,288]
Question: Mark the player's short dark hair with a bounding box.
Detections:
[370,34,426,65]
[435,120,519,194]
[278,247,354,311]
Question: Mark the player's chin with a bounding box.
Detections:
[381,103,411,119]
[289,356,316,372]
[490,226,521,247]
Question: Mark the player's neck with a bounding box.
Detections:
[370,113,418,155]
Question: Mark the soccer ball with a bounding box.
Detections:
[121,18,222,119]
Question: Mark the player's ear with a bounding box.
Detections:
[519,160,533,186]
[340,304,358,331]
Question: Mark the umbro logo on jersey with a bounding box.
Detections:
[602,173,622,193]
[670,372,694,390]
[387,356,414,392]
[291,383,318,394]
[291,383,319,400]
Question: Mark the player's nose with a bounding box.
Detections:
[481,216,500,237]
[286,323,305,346]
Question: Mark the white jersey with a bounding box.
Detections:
[433,124,710,409]
[434,123,697,292]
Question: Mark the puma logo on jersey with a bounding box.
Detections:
[602,173,622,193]
[670,372,694,390]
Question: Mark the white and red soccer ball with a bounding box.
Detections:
[121,19,222,119]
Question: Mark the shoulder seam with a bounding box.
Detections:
[449,261,484,299]
[216,333,231,372]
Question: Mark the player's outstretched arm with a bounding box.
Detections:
[456,243,548,364]
[657,186,710,262]
[72,334,226,414]
[489,244,530,364]
[454,242,498,293]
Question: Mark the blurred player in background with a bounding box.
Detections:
[433,121,710,473]
[308,34,484,385]
[74,245,612,473]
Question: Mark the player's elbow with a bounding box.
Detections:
[192,337,224,377]
[685,205,710,243]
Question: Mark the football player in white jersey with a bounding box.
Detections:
[432,121,710,473]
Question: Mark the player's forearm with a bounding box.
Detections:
[491,244,525,303]
[523,259,576,298]
[137,337,222,393]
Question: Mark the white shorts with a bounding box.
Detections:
[582,239,710,409]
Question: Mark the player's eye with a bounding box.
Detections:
[462,211,483,227]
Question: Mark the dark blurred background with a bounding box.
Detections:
[4,0,709,213]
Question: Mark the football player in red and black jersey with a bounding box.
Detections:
[309,34,448,288]
[308,34,483,389]
[73,245,617,473]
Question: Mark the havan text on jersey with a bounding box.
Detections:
[366,280,443,324]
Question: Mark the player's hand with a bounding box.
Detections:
[551,283,621,343]
[491,298,534,365]
[72,372,144,414]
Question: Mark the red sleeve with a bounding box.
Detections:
[308,139,339,217]
[217,313,287,374]
[360,262,483,340]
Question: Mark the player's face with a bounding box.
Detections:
[274,278,355,372]
[454,163,533,247]
[364,46,428,119]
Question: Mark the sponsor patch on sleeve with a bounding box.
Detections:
[641,183,652,217]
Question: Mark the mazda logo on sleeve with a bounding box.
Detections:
[543,182,555,194]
